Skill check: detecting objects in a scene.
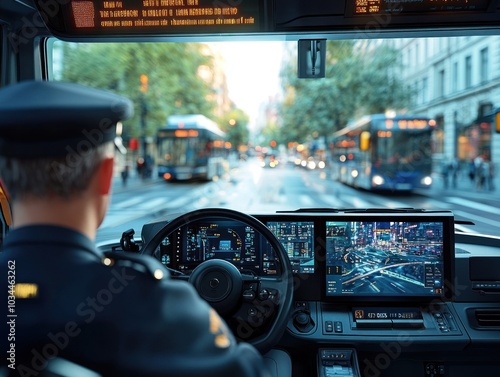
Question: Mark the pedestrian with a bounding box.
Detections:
[468,158,476,184]
[484,158,495,191]
[474,155,484,191]
[121,164,130,186]
[441,159,450,189]
[450,157,459,189]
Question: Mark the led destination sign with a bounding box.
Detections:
[60,0,261,35]
[353,0,490,15]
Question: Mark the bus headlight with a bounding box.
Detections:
[372,175,385,186]
[318,161,326,169]
[421,176,432,186]
[351,170,359,178]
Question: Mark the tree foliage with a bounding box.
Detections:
[218,109,250,150]
[279,41,413,145]
[58,42,216,139]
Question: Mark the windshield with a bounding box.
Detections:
[50,38,500,243]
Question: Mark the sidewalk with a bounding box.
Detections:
[426,171,499,200]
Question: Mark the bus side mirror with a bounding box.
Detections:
[360,131,371,151]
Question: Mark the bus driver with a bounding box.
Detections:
[0,81,271,377]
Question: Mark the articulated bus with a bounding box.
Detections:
[332,114,436,191]
[156,114,228,181]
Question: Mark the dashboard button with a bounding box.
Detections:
[258,289,269,300]
[334,321,343,333]
[242,289,256,301]
[325,321,333,332]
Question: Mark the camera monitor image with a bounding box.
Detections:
[326,220,445,297]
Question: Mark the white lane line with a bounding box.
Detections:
[167,196,198,209]
[100,211,141,229]
[320,194,344,208]
[113,196,144,209]
[140,197,169,210]
[300,195,315,207]
[349,197,376,208]
[447,197,499,215]
[383,199,414,209]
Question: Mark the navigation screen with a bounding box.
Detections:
[267,221,314,274]
[54,0,261,35]
[325,221,444,297]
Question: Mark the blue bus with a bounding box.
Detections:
[332,114,436,191]
[156,114,228,181]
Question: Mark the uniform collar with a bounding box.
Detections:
[2,225,100,257]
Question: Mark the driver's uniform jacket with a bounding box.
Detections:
[1,225,271,377]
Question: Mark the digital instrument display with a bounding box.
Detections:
[267,221,315,274]
[326,220,445,297]
[165,219,278,275]
[352,0,490,15]
[44,0,262,35]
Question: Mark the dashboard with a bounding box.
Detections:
[139,209,500,377]
[142,210,455,303]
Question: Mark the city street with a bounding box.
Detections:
[96,158,500,244]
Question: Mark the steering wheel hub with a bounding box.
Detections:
[189,259,242,314]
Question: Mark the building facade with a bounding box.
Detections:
[393,36,500,173]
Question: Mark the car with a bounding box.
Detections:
[1,1,500,377]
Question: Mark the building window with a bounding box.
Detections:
[452,62,458,93]
[422,77,428,103]
[465,55,472,88]
[480,47,488,83]
[437,69,445,98]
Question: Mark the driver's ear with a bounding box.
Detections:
[96,156,114,196]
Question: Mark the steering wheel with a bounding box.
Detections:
[140,208,294,353]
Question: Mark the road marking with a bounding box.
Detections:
[447,197,499,215]
[320,194,344,208]
[164,196,194,209]
[300,195,315,207]
[349,197,375,208]
[100,211,142,229]
[113,196,144,209]
[383,199,413,209]
[141,197,169,210]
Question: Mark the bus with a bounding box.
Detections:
[156,114,228,181]
[332,114,436,191]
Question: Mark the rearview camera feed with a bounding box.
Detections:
[326,221,444,296]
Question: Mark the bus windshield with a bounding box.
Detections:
[157,114,228,181]
[50,38,500,240]
[374,130,433,174]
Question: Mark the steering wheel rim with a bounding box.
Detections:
[140,208,294,353]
